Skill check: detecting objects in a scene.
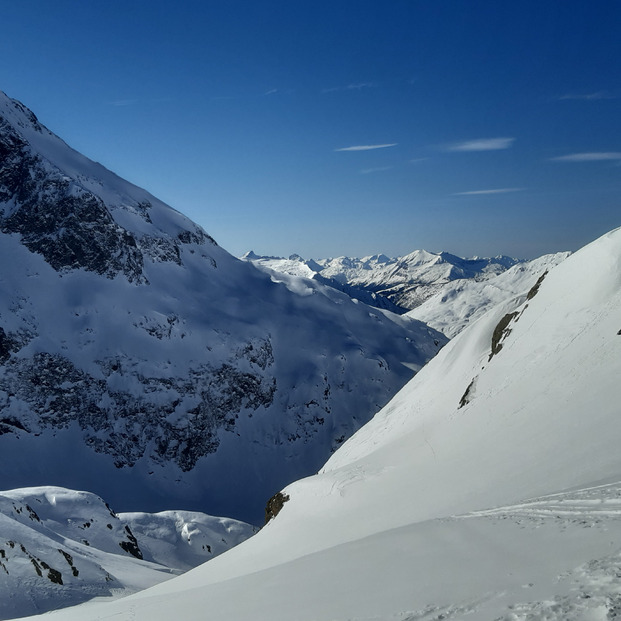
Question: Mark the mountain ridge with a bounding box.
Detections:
[0,91,446,525]
[242,248,522,313]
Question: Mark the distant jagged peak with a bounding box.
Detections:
[241,250,284,261]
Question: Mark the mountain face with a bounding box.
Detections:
[0,485,253,620]
[406,251,571,337]
[0,91,446,524]
[242,249,521,313]
[39,227,621,621]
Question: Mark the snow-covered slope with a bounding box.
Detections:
[0,91,446,525]
[26,226,621,620]
[407,251,571,337]
[0,486,253,620]
[243,249,521,312]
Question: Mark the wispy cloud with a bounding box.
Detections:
[559,91,616,101]
[347,82,377,90]
[322,82,377,94]
[335,143,398,152]
[359,166,393,175]
[446,137,515,152]
[549,152,621,162]
[409,157,429,164]
[107,97,172,106]
[453,188,524,196]
[264,88,279,96]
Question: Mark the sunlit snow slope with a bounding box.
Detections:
[25,227,621,620]
[0,486,252,620]
[407,251,570,337]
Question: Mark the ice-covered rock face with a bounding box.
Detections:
[0,92,446,523]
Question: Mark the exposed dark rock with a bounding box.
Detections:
[0,417,28,435]
[0,327,20,363]
[0,118,145,282]
[526,270,548,300]
[119,525,143,560]
[40,560,63,585]
[30,557,42,577]
[139,234,181,264]
[459,377,476,408]
[489,312,519,360]
[25,505,40,522]
[264,491,290,524]
[177,228,217,247]
[0,343,276,470]
[58,549,73,566]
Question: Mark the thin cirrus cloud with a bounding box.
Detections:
[559,91,616,101]
[446,137,515,152]
[335,143,398,152]
[322,82,377,94]
[453,188,524,196]
[549,152,621,162]
[359,166,393,175]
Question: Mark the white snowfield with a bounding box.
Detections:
[406,251,571,337]
[19,227,621,620]
[0,487,253,620]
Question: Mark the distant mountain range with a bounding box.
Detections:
[242,249,522,313]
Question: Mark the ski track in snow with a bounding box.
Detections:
[318,483,621,621]
[458,480,621,528]
[401,482,621,621]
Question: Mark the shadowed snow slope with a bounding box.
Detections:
[0,91,445,525]
[23,227,621,620]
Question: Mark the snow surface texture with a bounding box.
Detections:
[0,91,446,524]
[17,227,621,619]
[243,249,520,312]
[0,486,253,619]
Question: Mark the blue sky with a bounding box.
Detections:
[1,0,620,259]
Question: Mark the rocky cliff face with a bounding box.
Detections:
[0,92,446,523]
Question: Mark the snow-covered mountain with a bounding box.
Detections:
[29,226,621,621]
[0,486,252,619]
[242,249,521,312]
[407,251,571,337]
[0,91,446,525]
